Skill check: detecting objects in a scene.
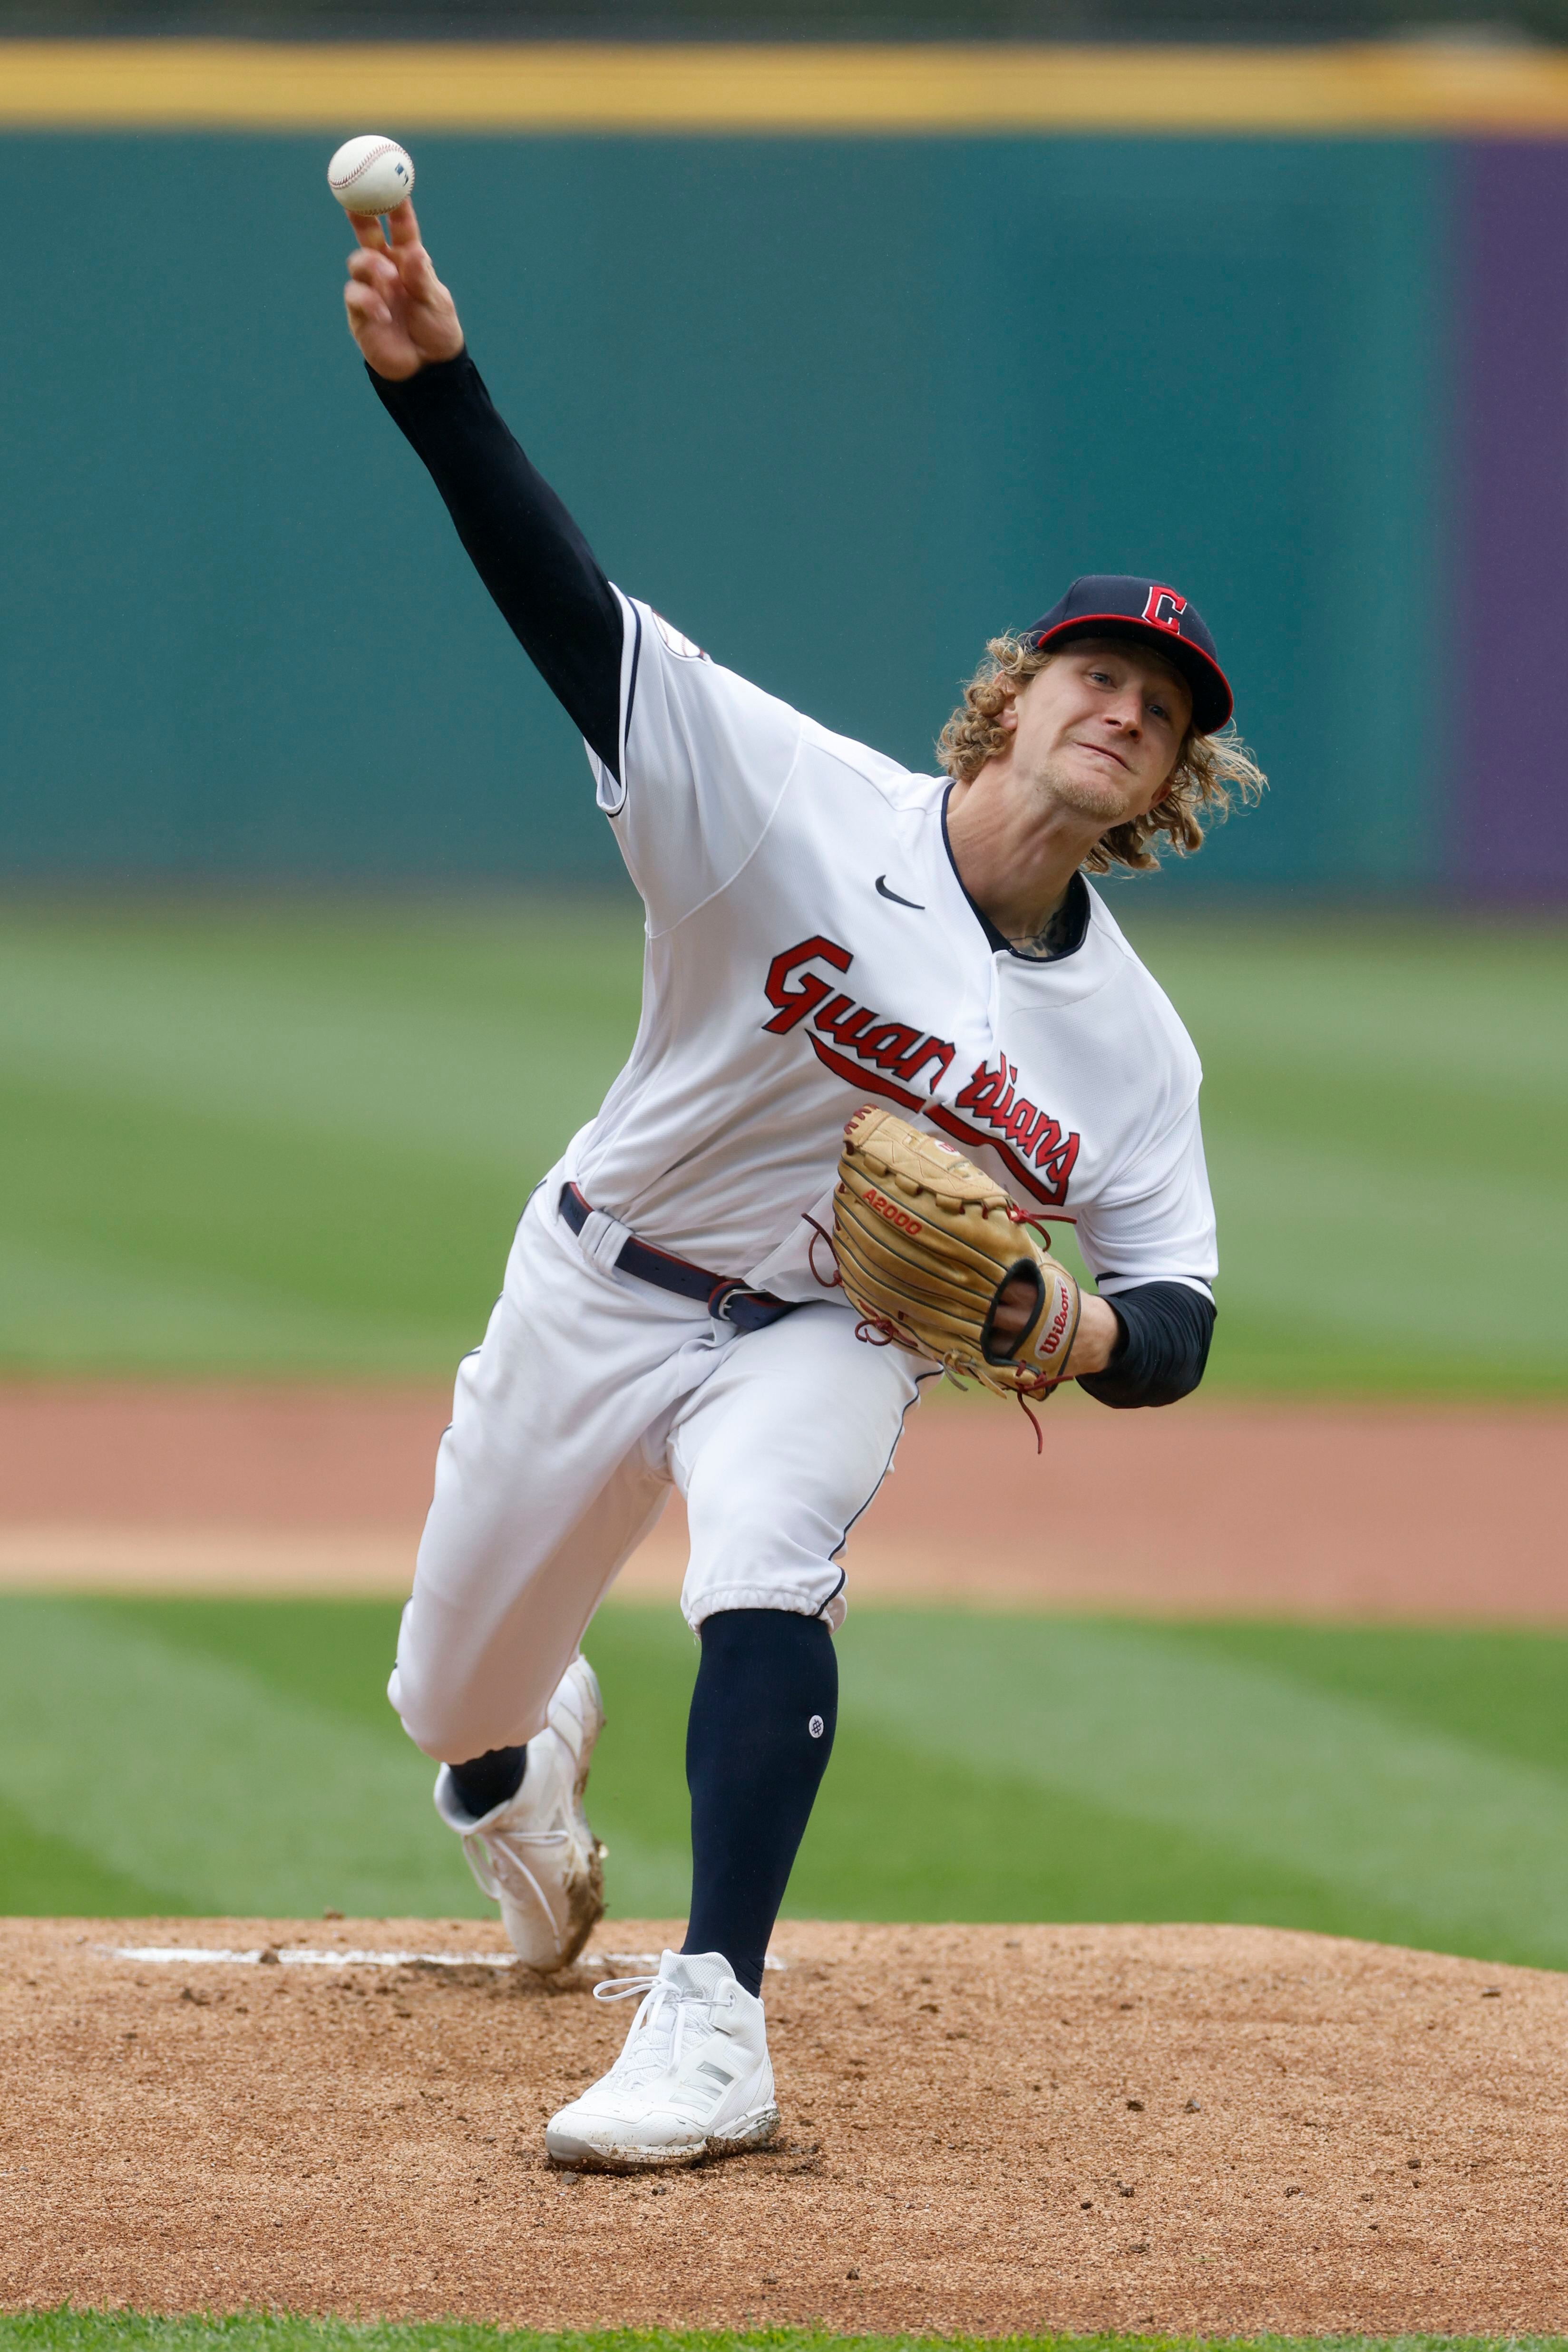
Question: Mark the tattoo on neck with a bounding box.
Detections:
[1008,891,1079,961]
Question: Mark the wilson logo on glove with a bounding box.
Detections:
[1035,1289,1075,1358]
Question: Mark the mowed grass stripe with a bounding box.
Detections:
[1129,914,1568,1093]
[0,900,646,1378]
[0,1594,690,1921]
[1125,913,1568,1394]
[9,2321,1567,2352]
[0,1788,182,1915]
[7,1597,1568,1971]
[0,904,643,1169]
[0,1233,390,1378]
[0,901,1561,1390]
[0,1595,480,1917]
[840,1615,1568,1968]
[0,1072,519,1365]
[1205,1130,1568,1370]
[1164,1621,1568,1778]
[1209,1054,1568,1189]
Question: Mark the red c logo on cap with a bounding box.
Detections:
[1141,585,1187,633]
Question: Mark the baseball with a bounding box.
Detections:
[327,135,415,215]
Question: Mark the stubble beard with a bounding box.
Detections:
[1034,754,1134,832]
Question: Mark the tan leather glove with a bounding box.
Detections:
[831,1107,1081,1403]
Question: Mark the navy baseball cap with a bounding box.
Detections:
[1027,575,1233,734]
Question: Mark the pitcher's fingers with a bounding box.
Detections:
[385,214,440,299]
[385,204,441,294]
[396,243,444,303]
[344,280,392,331]
[347,246,399,288]
[349,211,390,252]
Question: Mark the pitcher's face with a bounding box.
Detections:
[1001,638,1193,826]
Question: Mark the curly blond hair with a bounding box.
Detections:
[936,634,1266,875]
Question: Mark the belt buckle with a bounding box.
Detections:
[709,1282,793,1336]
[708,1279,753,1325]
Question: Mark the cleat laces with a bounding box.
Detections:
[461,1822,569,1900]
[592,1973,730,2094]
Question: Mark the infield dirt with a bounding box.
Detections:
[3,1916,1565,2335]
[0,1381,1564,1617]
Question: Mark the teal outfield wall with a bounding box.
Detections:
[0,134,1448,894]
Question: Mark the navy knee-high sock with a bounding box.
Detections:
[682,1607,838,1997]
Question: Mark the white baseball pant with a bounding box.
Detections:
[388,1176,923,1763]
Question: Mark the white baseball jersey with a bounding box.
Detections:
[563,594,1217,1309]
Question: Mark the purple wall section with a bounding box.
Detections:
[1458,145,1568,898]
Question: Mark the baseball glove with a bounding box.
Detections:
[828,1107,1082,1416]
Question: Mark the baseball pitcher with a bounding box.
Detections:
[340,200,1264,2172]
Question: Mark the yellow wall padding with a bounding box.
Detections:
[7,38,1568,136]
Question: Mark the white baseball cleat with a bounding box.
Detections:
[545,1948,779,2171]
[433,1653,606,1971]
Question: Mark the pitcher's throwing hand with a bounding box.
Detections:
[343,202,463,384]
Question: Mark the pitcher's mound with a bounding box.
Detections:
[2,1917,1563,2335]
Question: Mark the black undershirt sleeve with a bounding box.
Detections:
[369,350,624,777]
[1076,1281,1215,1409]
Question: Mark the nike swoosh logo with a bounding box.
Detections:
[875,875,925,910]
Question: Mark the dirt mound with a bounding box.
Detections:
[2,1917,1564,2333]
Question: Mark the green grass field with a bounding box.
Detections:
[0,899,1562,1395]
[6,1594,1568,1973]
[8,2325,1563,2352]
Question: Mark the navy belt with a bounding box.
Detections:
[558,1184,799,1336]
